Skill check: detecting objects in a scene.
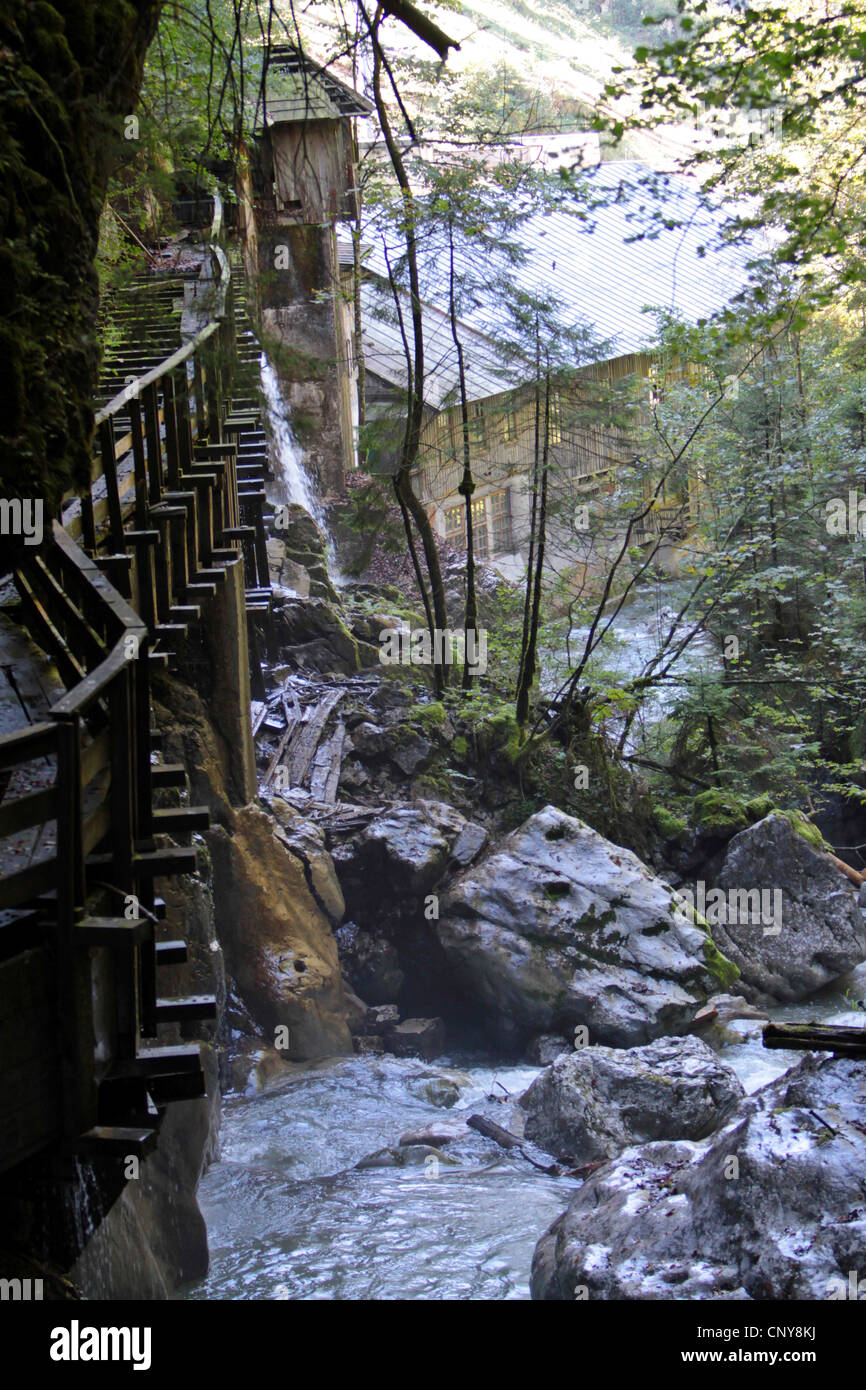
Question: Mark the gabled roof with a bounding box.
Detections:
[361,161,762,405]
[261,45,373,126]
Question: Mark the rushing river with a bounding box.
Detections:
[181,962,866,1302]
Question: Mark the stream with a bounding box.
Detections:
[179,380,866,1301]
[180,963,866,1301]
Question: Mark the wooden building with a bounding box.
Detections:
[357,158,753,581]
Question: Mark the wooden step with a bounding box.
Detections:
[155,994,217,1022]
[110,1044,202,1076]
[151,806,210,833]
[75,916,150,947]
[151,764,188,788]
[134,847,199,878]
[75,1125,159,1161]
[155,939,188,965]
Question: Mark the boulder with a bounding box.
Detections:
[271,504,338,602]
[335,921,404,1004]
[525,1034,572,1065]
[391,733,434,777]
[226,1040,297,1096]
[434,806,732,1051]
[520,1035,744,1165]
[272,596,358,674]
[356,1144,460,1170]
[532,1053,866,1301]
[353,1035,386,1055]
[383,1016,446,1060]
[207,806,352,1060]
[331,801,488,919]
[366,1003,400,1034]
[713,813,866,1002]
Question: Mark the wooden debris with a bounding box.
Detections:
[763,1022,866,1057]
[285,688,344,787]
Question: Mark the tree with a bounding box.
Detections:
[0,0,163,513]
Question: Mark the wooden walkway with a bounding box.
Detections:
[0,195,269,1178]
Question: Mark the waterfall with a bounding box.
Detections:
[259,354,332,523]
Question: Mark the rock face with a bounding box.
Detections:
[520,1036,744,1165]
[271,595,359,675]
[269,504,338,602]
[331,800,487,921]
[434,806,731,1051]
[531,1054,866,1301]
[207,805,352,1060]
[713,813,866,1002]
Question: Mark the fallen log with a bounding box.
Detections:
[828,852,865,888]
[467,1114,562,1174]
[763,1022,866,1057]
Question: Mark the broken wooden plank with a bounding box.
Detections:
[261,714,300,790]
[322,721,346,804]
[285,689,344,788]
[251,700,268,737]
[310,720,346,804]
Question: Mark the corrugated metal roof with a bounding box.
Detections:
[361,281,508,407]
[362,162,760,403]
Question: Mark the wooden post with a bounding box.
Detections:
[143,381,163,505]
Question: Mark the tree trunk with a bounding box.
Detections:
[0,0,163,512]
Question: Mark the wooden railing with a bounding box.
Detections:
[0,193,259,1178]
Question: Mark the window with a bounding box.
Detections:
[489,489,512,553]
[470,497,489,559]
[444,505,465,549]
[468,402,486,449]
[548,393,562,446]
[503,410,518,444]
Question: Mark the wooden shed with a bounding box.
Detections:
[260,46,372,224]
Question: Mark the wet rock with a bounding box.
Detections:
[339,759,369,790]
[398,1121,468,1147]
[407,1071,470,1107]
[520,1035,744,1165]
[272,596,358,674]
[713,813,866,1002]
[269,798,345,925]
[434,805,731,1052]
[226,1040,296,1095]
[383,1017,446,1060]
[271,504,338,602]
[207,806,352,1060]
[350,721,389,757]
[353,1035,385,1055]
[525,1034,572,1065]
[267,537,311,598]
[341,986,369,1034]
[532,1054,866,1301]
[331,801,484,918]
[450,822,488,868]
[366,1004,400,1034]
[688,993,769,1048]
[391,734,433,776]
[356,1144,459,1170]
[335,922,404,1004]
